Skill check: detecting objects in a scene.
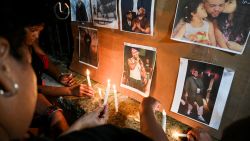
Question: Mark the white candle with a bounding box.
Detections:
[173,132,187,139]
[113,84,118,112]
[162,109,167,132]
[98,88,103,98]
[86,69,92,87]
[103,79,110,105]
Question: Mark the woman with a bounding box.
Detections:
[215,0,250,52]
[0,22,108,140]
[24,22,95,97]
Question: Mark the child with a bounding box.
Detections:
[173,0,216,46]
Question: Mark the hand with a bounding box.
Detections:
[140,96,160,113]
[59,73,76,86]
[69,84,94,97]
[68,106,108,132]
[187,127,212,141]
[226,41,243,52]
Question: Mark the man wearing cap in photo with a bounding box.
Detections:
[184,67,206,122]
[127,48,146,91]
[122,11,134,31]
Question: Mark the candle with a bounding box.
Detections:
[162,109,166,132]
[98,88,103,98]
[103,79,110,105]
[173,132,187,139]
[86,69,92,87]
[113,84,118,112]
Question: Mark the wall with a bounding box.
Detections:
[70,0,250,139]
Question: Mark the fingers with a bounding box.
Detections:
[187,129,198,141]
[67,78,76,86]
[80,84,94,97]
[97,105,108,122]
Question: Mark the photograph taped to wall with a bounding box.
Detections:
[121,42,156,97]
[91,0,118,29]
[171,0,250,54]
[119,0,155,36]
[79,26,99,69]
[70,0,92,22]
[171,58,235,129]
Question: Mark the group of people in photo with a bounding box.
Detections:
[172,0,250,53]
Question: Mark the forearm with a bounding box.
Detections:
[38,85,71,96]
[140,109,168,141]
[46,60,62,81]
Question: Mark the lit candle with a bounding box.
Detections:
[162,109,166,132]
[98,88,103,98]
[173,132,187,139]
[103,79,110,105]
[86,69,92,87]
[113,84,118,112]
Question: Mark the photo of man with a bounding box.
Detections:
[70,0,92,22]
[79,26,98,68]
[171,58,235,129]
[171,0,250,54]
[121,43,156,97]
[119,0,155,35]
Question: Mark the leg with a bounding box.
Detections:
[35,94,69,137]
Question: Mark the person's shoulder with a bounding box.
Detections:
[57,124,153,141]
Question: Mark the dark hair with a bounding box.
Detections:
[221,116,250,141]
[217,1,250,45]
[0,1,26,60]
[183,0,203,23]
[0,0,46,60]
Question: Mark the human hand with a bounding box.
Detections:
[62,106,108,135]
[140,96,160,113]
[73,106,108,130]
[227,41,243,52]
[69,84,94,97]
[59,73,76,86]
[187,127,212,141]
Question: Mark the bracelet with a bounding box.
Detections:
[46,105,63,118]
[57,73,64,82]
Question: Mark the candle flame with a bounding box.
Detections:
[162,109,166,116]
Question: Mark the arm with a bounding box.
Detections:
[38,84,94,97]
[36,94,69,134]
[61,106,108,136]
[173,24,186,39]
[32,41,76,86]
[213,23,228,49]
[226,41,243,52]
[187,127,212,141]
[208,22,216,46]
[128,58,137,70]
[139,60,147,79]
[137,22,150,34]
[140,97,168,141]
[172,18,185,37]
[132,19,138,31]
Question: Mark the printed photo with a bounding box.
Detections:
[121,42,156,97]
[171,58,235,129]
[79,26,99,68]
[91,0,118,29]
[70,0,92,22]
[171,0,250,54]
[119,0,155,36]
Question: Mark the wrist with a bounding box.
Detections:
[46,105,63,118]
[57,73,64,82]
